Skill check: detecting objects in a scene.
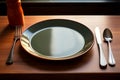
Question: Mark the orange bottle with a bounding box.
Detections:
[6,0,24,26]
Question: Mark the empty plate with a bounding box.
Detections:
[20,19,94,60]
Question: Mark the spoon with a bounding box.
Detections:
[103,28,115,66]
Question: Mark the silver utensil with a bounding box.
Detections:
[103,28,115,66]
[6,26,22,65]
[95,27,107,68]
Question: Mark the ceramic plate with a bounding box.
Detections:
[20,19,94,60]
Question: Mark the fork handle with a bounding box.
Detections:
[6,38,17,65]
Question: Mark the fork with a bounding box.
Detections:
[6,26,22,65]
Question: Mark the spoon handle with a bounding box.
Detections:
[108,41,115,66]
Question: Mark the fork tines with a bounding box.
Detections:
[15,26,22,39]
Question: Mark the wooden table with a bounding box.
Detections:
[0,15,120,79]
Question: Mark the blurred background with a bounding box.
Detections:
[0,0,118,2]
[0,0,120,15]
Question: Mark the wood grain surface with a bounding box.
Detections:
[0,15,120,79]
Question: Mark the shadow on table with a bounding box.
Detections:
[18,45,94,72]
